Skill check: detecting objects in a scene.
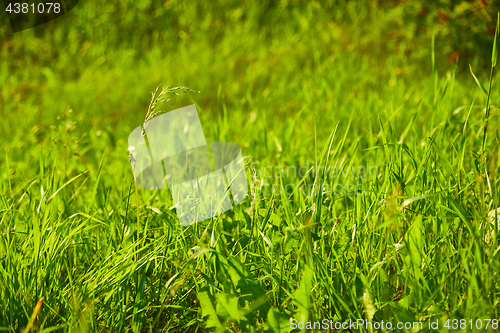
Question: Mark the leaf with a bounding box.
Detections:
[292,264,314,323]
[266,308,290,333]
[405,215,423,268]
[492,13,499,67]
[224,256,271,318]
[400,194,434,210]
[363,289,376,322]
[199,271,221,292]
[284,227,297,253]
[47,171,88,202]
[431,140,456,178]
[258,228,274,249]
[132,268,147,330]
[198,287,224,330]
[215,293,244,323]
[469,64,488,96]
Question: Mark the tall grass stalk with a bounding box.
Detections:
[130,85,198,282]
[469,13,499,201]
[482,14,498,156]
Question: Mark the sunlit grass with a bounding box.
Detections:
[1,1,500,332]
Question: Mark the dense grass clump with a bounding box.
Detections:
[1,1,500,332]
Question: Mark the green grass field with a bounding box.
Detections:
[1,1,500,332]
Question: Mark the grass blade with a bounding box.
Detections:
[469,64,488,96]
[492,13,499,67]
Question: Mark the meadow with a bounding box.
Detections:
[1,0,500,331]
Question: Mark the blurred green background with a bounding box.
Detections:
[2,0,499,159]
